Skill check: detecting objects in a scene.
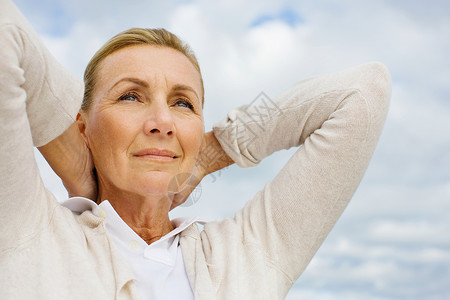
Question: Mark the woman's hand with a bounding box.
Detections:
[38,119,97,200]
[169,131,234,210]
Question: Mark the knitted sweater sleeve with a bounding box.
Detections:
[0,0,83,249]
[209,62,391,297]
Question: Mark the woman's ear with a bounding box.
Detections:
[76,111,89,147]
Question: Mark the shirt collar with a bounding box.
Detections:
[61,197,199,266]
[60,196,99,215]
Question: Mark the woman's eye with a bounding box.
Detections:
[175,99,194,110]
[118,93,139,102]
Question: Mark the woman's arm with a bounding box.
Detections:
[197,131,235,176]
[204,62,391,297]
[0,0,83,248]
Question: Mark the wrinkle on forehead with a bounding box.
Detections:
[93,45,203,105]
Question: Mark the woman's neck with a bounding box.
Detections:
[98,188,174,245]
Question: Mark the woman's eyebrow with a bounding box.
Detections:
[172,84,199,100]
[109,79,199,100]
[110,77,149,90]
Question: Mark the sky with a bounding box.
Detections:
[12,0,450,299]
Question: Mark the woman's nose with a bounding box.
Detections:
[143,101,176,137]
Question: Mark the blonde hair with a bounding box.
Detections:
[82,28,203,111]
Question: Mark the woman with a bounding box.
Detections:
[0,0,391,299]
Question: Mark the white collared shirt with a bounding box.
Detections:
[61,197,196,300]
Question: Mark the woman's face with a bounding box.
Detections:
[81,45,204,199]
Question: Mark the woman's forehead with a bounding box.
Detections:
[96,45,202,95]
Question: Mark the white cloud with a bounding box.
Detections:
[293,236,450,299]
[369,220,450,246]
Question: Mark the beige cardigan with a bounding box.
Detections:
[0,0,391,299]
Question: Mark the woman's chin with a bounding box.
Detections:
[133,171,176,197]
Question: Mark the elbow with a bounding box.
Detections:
[359,62,392,119]
[368,61,392,101]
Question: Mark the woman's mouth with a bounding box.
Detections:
[133,148,178,162]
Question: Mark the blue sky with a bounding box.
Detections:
[13,0,450,298]
[250,7,304,27]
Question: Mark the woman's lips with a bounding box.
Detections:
[133,148,178,162]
